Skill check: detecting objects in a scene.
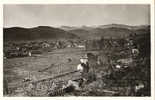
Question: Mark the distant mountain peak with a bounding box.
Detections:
[4,26,80,41]
[4,24,150,41]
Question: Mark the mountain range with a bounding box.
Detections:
[4,24,150,41]
[4,26,80,41]
[63,24,150,39]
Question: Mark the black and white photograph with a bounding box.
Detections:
[3,4,151,97]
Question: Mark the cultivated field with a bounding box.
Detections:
[4,48,99,96]
[3,33,151,96]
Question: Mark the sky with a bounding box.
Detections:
[3,4,150,28]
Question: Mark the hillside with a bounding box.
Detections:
[69,27,134,39]
[4,24,150,41]
[4,26,79,41]
[68,24,150,39]
[90,27,132,39]
[98,24,149,30]
[69,29,91,39]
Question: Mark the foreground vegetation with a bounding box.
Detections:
[3,32,150,96]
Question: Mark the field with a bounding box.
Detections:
[4,47,99,96]
[3,33,151,96]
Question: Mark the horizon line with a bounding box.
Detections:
[3,23,150,28]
